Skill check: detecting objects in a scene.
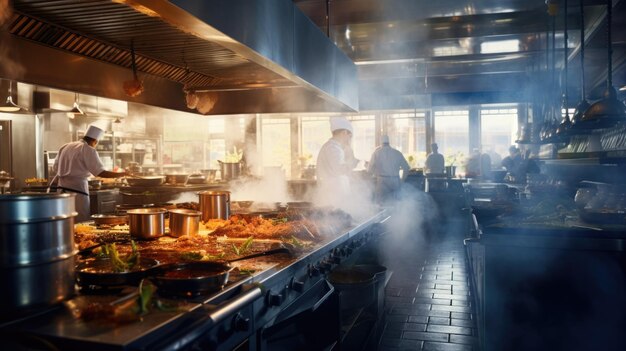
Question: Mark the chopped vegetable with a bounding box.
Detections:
[271,217,288,225]
[103,241,140,272]
[232,236,255,255]
[179,251,204,261]
[138,280,156,315]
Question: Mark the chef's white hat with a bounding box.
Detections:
[330,117,353,133]
[85,125,104,140]
[381,135,390,144]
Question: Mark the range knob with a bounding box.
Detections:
[267,292,284,306]
[232,313,250,331]
[309,265,321,276]
[319,262,332,273]
[291,279,305,293]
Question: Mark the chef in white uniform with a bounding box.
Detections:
[51,125,126,222]
[368,135,410,205]
[315,117,358,209]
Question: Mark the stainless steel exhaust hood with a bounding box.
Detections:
[2,0,358,114]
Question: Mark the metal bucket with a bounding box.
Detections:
[0,193,77,313]
[328,267,376,311]
[127,208,166,240]
[168,209,201,237]
[353,264,387,317]
[198,190,230,221]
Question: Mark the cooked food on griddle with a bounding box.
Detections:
[206,214,322,241]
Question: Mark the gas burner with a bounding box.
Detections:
[78,284,130,295]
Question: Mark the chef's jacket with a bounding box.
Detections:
[52,139,105,221]
[316,139,353,206]
[368,145,410,204]
[425,152,445,174]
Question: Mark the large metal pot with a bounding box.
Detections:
[127,208,166,239]
[1,256,76,315]
[0,193,77,313]
[218,161,241,180]
[198,190,230,221]
[168,209,201,237]
[0,193,77,266]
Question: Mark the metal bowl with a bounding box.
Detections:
[88,179,102,190]
[165,174,189,185]
[126,176,165,187]
[91,214,128,226]
[186,174,207,184]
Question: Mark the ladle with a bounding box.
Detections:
[555,0,572,140]
[581,0,626,127]
[570,0,591,129]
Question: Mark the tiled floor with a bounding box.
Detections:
[378,228,479,351]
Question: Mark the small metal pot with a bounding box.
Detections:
[127,208,166,240]
[218,161,241,180]
[198,190,230,221]
[168,209,201,237]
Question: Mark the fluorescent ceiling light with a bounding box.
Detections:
[480,39,520,54]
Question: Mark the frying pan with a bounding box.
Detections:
[152,248,290,296]
[76,257,160,286]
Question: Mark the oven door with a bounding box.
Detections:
[259,279,338,351]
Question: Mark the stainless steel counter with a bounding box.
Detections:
[1,210,388,350]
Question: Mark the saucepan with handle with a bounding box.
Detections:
[151,248,291,296]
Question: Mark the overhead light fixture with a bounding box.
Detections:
[0,80,28,113]
[113,117,122,124]
[66,93,85,118]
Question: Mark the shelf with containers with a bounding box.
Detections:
[76,130,163,174]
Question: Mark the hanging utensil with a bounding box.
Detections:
[123,40,144,97]
[581,0,626,127]
[556,0,572,140]
[570,0,591,129]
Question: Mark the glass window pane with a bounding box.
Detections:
[434,110,469,167]
[480,107,518,168]
[261,117,292,178]
[301,117,329,166]
[208,139,225,169]
[387,111,426,168]
[348,115,375,163]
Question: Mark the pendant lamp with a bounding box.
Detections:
[0,80,28,113]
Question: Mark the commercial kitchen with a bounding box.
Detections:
[1,1,625,350]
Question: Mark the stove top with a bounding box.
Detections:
[1,210,388,351]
